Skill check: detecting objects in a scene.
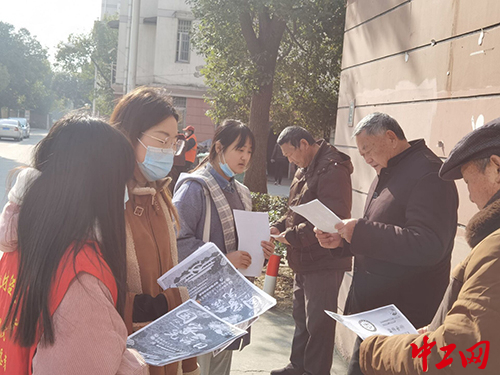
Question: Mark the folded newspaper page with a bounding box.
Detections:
[290,199,342,233]
[157,242,276,325]
[127,300,247,366]
[325,304,418,340]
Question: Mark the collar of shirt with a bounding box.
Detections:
[207,163,236,193]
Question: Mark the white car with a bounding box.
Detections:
[0,119,23,141]
[9,117,30,139]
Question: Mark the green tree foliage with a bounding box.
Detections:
[0,22,53,113]
[54,17,118,116]
[188,0,345,192]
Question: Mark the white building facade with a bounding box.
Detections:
[113,0,215,142]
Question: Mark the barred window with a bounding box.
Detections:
[176,20,192,63]
[173,96,187,130]
[173,97,187,108]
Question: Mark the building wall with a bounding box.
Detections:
[113,0,215,141]
[185,98,214,142]
[101,0,121,18]
[333,0,500,360]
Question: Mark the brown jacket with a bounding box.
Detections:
[124,169,198,375]
[359,192,500,374]
[272,140,353,274]
[346,140,458,329]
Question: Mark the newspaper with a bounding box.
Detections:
[325,304,418,340]
[127,300,247,366]
[157,242,276,325]
[290,199,342,233]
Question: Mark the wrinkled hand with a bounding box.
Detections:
[270,226,290,245]
[314,227,342,249]
[227,250,252,269]
[335,219,358,244]
[261,240,275,259]
[417,326,429,335]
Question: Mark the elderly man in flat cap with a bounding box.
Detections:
[315,112,459,375]
[354,118,500,374]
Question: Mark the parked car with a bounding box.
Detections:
[9,117,30,138]
[0,119,23,141]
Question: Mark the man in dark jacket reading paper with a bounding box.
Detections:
[356,116,500,375]
[316,113,459,375]
[270,126,353,375]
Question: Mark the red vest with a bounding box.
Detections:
[185,134,198,163]
[0,244,118,375]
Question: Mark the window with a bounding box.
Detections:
[176,20,192,63]
[173,96,187,131]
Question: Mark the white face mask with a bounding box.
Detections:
[137,139,175,181]
[124,186,129,209]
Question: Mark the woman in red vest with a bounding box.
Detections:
[0,114,147,374]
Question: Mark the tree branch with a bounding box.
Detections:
[239,12,261,57]
[285,24,308,53]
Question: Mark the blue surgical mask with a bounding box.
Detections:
[137,139,174,181]
[219,152,235,178]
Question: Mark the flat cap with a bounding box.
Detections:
[439,117,500,180]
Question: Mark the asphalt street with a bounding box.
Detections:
[0,128,48,206]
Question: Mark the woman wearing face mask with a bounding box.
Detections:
[110,87,199,375]
[172,119,275,375]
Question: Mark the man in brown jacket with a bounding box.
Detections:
[358,116,500,374]
[270,126,353,375]
[316,113,459,375]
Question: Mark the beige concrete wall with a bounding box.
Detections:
[334,0,500,361]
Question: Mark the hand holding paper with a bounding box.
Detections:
[314,227,342,249]
[325,304,418,340]
[290,199,342,233]
[233,210,269,277]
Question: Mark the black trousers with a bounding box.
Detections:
[288,269,345,375]
[274,160,287,184]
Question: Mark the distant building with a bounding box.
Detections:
[110,0,215,142]
[101,0,121,18]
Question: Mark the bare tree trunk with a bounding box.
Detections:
[244,81,274,193]
[239,11,286,193]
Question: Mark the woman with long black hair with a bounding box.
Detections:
[0,114,147,374]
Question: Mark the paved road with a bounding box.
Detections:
[0,129,48,206]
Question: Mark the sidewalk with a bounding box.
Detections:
[232,307,349,374]
[266,176,292,197]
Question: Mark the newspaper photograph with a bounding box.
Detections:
[157,242,276,325]
[127,300,247,366]
[325,304,418,340]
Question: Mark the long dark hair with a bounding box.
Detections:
[197,119,255,169]
[3,113,135,347]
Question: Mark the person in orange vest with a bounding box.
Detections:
[0,114,148,375]
[183,125,198,170]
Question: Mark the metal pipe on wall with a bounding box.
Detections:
[127,0,141,93]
